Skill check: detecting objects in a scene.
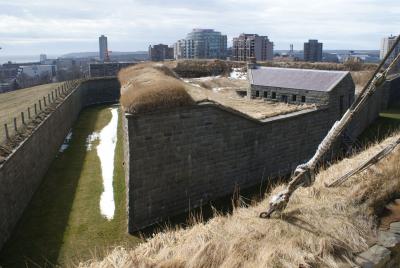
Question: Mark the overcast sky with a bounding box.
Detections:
[0,0,399,56]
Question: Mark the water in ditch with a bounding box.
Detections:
[0,104,140,267]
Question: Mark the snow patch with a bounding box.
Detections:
[97,108,119,220]
[86,132,99,151]
[59,130,73,153]
[230,68,247,80]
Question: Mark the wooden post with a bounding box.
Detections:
[43,96,46,106]
[35,103,38,115]
[39,100,42,110]
[13,117,17,131]
[4,124,9,140]
[48,94,51,103]
[51,91,54,101]
[28,107,31,119]
[21,112,25,125]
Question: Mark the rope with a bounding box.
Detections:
[260,34,400,219]
[326,137,400,187]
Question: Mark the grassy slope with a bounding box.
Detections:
[0,105,140,267]
[0,82,61,142]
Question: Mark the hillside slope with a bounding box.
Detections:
[81,133,400,268]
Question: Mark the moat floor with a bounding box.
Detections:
[0,105,141,267]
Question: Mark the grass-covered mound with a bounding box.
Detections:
[119,63,195,114]
[80,133,400,267]
[173,60,237,78]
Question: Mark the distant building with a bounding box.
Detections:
[89,62,136,78]
[148,44,174,61]
[184,29,227,59]
[99,35,108,62]
[248,66,355,115]
[304,39,323,62]
[232,34,274,61]
[16,64,57,88]
[380,35,400,69]
[173,39,186,59]
[17,65,56,78]
[40,54,47,64]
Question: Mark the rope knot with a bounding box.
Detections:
[294,164,315,187]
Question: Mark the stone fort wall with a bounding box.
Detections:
[0,78,120,250]
[124,76,400,232]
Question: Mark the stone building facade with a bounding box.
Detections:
[249,66,355,115]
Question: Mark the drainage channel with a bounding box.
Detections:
[0,104,140,267]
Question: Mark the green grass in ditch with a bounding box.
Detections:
[0,105,141,267]
[359,101,400,145]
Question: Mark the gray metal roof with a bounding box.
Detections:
[248,67,349,92]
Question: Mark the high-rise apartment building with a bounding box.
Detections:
[380,35,400,61]
[148,44,174,61]
[304,39,323,62]
[232,34,274,61]
[173,39,186,60]
[99,35,108,62]
[183,29,227,59]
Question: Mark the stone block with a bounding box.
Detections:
[378,231,400,249]
[355,245,391,268]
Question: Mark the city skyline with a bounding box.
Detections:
[0,0,399,55]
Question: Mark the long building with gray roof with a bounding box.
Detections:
[248,66,355,116]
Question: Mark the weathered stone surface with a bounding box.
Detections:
[355,245,391,268]
[389,222,400,235]
[378,231,400,248]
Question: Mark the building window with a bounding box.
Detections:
[340,95,344,116]
[255,90,259,97]
[301,96,306,102]
[263,91,268,98]
[272,92,276,99]
[292,95,297,101]
[281,95,288,103]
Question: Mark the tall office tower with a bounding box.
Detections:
[99,35,108,62]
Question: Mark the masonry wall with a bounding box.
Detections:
[348,75,400,138]
[125,105,338,232]
[0,77,120,250]
[124,75,399,232]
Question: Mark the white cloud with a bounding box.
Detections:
[0,0,399,55]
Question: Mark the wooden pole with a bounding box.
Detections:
[21,112,25,125]
[28,107,31,119]
[39,100,42,110]
[13,117,17,131]
[4,124,9,140]
[43,96,46,106]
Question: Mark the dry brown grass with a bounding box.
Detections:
[0,82,61,144]
[351,71,374,93]
[119,63,195,114]
[80,133,400,268]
